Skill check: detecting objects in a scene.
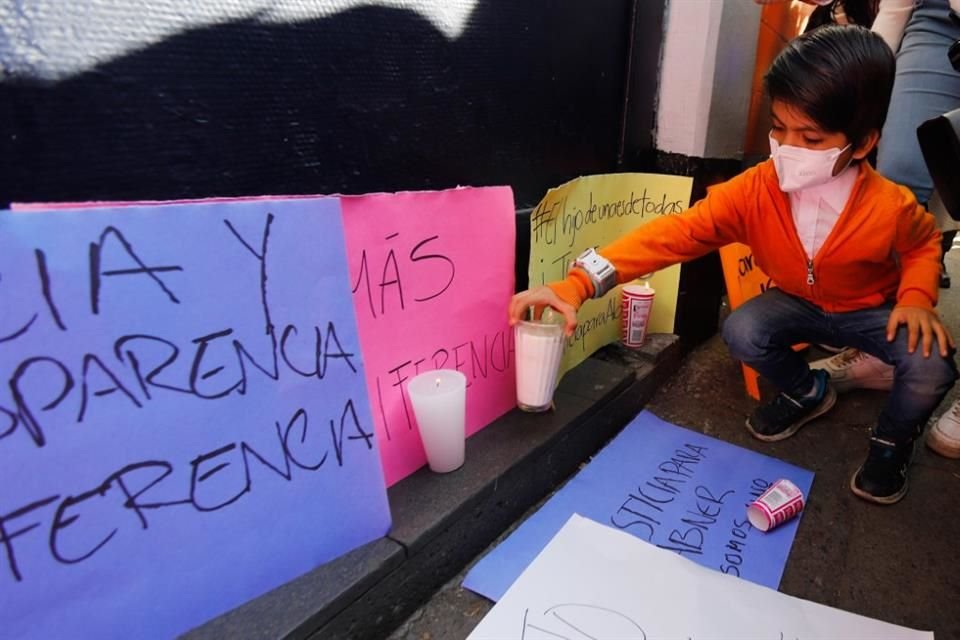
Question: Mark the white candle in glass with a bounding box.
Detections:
[514,320,565,412]
[407,369,467,473]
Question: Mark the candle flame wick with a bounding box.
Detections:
[435,378,441,387]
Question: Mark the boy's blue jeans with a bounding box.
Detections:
[722,288,958,443]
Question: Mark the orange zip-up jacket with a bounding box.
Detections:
[549,159,941,313]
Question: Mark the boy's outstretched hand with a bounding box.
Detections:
[508,286,579,337]
[887,306,956,357]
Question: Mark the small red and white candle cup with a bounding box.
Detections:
[621,281,656,348]
[746,478,805,532]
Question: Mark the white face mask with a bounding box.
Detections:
[769,136,851,193]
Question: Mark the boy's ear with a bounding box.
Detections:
[852,129,881,160]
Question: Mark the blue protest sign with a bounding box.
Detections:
[0,199,391,639]
[463,410,814,601]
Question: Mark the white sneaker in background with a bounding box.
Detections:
[808,347,894,393]
[927,400,960,459]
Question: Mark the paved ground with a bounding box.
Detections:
[387,248,960,640]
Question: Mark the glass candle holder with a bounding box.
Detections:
[514,319,565,412]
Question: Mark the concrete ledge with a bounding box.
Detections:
[182,336,681,640]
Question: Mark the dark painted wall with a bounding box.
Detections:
[0,1,663,210]
[1,1,731,342]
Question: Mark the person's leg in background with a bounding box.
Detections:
[929,194,960,458]
[877,0,960,284]
[823,0,960,450]
[942,230,957,286]
[877,0,960,204]
[931,192,959,287]
[939,228,957,288]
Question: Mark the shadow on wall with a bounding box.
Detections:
[0,1,658,209]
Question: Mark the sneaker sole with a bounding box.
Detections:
[926,432,960,459]
[849,467,908,505]
[745,385,838,442]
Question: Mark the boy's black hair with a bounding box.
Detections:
[765,24,895,148]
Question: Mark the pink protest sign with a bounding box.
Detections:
[341,187,517,485]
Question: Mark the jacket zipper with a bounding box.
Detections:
[806,260,815,286]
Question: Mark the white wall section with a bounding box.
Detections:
[655,0,761,159]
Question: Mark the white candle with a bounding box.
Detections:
[514,320,565,412]
[407,369,467,473]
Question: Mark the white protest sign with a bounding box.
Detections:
[468,514,932,640]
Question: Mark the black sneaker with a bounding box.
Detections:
[850,437,913,505]
[746,369,836,442]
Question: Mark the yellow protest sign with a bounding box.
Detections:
[719,242,776,311]
[719,242,771,400]
[719,242,807,400]
[528,173,693,376]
